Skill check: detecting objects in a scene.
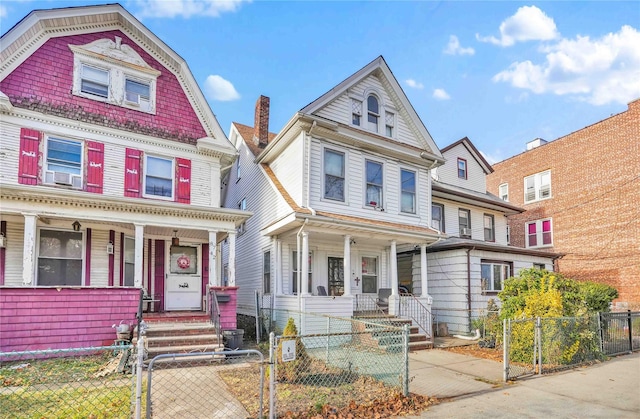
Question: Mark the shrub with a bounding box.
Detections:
[275,318,310,382]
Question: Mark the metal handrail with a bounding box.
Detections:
[398,294,433,337]
[136,288,144,335]
[353,294,390,317]
[208,287,223,347]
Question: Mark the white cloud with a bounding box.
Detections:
[0,5,6,19]
[405,79,424,89]
[476,5,559,47]
[493,25,640,105]
[444,35,475,55]
[433,89,451,100]
[135,0,249,18]
[204,75,240,101]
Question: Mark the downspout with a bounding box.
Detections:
[466,247,475,332]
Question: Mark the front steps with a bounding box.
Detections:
[354,314,433,351]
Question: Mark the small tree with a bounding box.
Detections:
[276,318,310,382]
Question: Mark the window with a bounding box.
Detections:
[527,219,553,248]
[236,160,241,182]
[385,112,394,137]
[44,137,83,188]
[534,263,546,270]
[484,214,495,242]
[80,64,109,98]
[481,261,511,292]
[324,149,345,201]
[499,183,509,201]
[506,225,511,244]
[457,158,467,179]
[365,160,383,208]
[352,99,362,126]
[125,78,151,110]
[524,170,551,203]
[237,198,247,234]
[292,251,312,295]
[361,256,378,293]
[459,208,471,237]
[263,251,271,294]
[123,237,135,287]
[400,169,416,213]
[367,95,379,131]
[431,203,444,231]
[37,229,83,286]
[144,155,174,198]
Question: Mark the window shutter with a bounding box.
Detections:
[85,141,104,194]
[124,148,142,197]
[18,128,42,185]
[175,158,191,204]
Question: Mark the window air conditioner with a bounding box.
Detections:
[46,171,82,188]
[461,227,472,237]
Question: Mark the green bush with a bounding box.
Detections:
[276,318,310,382]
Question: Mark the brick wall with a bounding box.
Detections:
[0,30,207,143]
[487,100,640,308]
[0,287,140,352]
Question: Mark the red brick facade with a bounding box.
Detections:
[487,100,640,309]
[0,30,207,143]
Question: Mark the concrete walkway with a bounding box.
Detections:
[407,350,640,418]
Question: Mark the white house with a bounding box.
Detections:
[222,57,446,334]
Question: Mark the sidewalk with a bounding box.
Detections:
[407,350,640,418]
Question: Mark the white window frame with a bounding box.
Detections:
[481,260,511,292]
[237,198,247,235]
[367,94,380,132]
[323,147,347,202]
[499,183,509,201]
[123,236,135,287]
[292,251,313,295]
[400,168,417,214]
[143,154,175,200]
[365,159,384,209]
[526,218,553,248]
[263,250,271,294]
[351,99,362,126]
[124,77,152,111]
[524,170,552,203]
[484,214,495,242]
[361,255,379,294]
[43,135,84,189]
[431,203,445,232]
[457,158,468,180]
[80,64,110,99]
[36,228,85,286]
[385,111,395,137]
[458,208,471,237]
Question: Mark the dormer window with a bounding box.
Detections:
[457,158,468,179]
[367,95,379,131]
[125,79,151,109]
[80,65,109,98]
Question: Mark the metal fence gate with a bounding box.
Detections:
[503,317,538,380]
[145,350,265,418]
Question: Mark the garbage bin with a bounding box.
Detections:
[223,329,244,350]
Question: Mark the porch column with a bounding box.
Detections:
[420,244,428,296]
[390,240,398,296]
[208,230,218,286]
[275,238,282,294]
[228,231,236,286]
[343,235,352,296]
[134,224,144,287]
[22,213,37,285]
[301,231,309,295]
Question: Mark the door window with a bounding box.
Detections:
[328,257,344,296]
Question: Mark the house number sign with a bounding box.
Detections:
[282,340,296,362]
[179,282,189,288]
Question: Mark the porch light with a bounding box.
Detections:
[171,229,179,246]
[72,221,81,232]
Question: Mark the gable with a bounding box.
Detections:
[436,140,489,193]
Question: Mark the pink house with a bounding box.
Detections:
[0,5,249,352]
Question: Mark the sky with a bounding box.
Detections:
[1,1,639,163]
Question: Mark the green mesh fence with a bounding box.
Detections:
[0,345,135,419]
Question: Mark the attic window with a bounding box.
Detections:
[385,112,394,137]
[352,99,362,126]
[80,65,109,98]
[367,95,379,131]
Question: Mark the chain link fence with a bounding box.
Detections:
[0,345,135,418]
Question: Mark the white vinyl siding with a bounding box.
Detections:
[439,144,487,192]
[270,133,305,206]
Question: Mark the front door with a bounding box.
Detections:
[165,244,202,311]
[328,257,344,296]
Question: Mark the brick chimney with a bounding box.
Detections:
[253,95,270,148]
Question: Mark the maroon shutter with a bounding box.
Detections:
[85,141,104,194]
[124,148,142,197]
[175,158,191,204]
[108,230,115,287]
[202,243,209,305]
[85,228,92,286]
[154,240,165,312]
[18,128,41,185]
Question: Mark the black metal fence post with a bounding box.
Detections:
[627,310,633,353]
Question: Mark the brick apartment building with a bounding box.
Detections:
[487,99,640,309]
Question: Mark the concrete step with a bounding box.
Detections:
[144,333,221,348]
[145,343,225,357]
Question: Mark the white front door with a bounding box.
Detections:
[165,244,202,311]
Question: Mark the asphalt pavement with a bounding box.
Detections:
[406,349,640,418]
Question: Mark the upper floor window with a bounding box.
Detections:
[385,112,395,137]
[400,169,416,214]
[524,170,551,203]
[236,160,241,182]
[37,229,83,286]
[457,158,468,179]
[432,203,444,231]
[506,225,511,244]
[144,155,174,199]
[365,160,383,208]
[484,214,495,242]
[527,219,553,248]
[125,78,151,108]
[499,183,509,201]
[263,250,271,294]
[237,198,247,235]
[44,137,83,189]
[80,65,109,98]
[352,99,362,126]
[324,149,345,201]
[481,260,511,292]
[459,208,471,237]
[367,95,379,131]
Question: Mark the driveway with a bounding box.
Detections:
[407,350,640,418]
